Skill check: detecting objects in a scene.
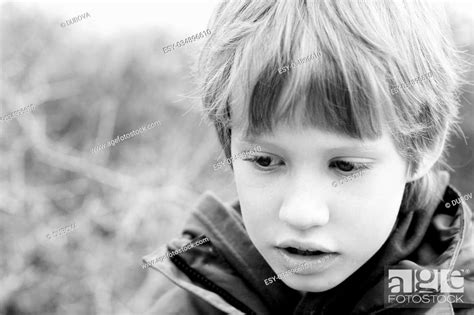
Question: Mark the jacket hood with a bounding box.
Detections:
[143,173,474,314]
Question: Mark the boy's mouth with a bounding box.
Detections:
[276,240,336,255]
[276,244,340,273]
[284,247,327,256]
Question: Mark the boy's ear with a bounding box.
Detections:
[406,133,446,182]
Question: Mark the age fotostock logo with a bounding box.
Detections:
[385,268,466,308]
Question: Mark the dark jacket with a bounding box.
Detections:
[142,177,474,314]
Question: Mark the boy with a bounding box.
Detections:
[143,0,474,314]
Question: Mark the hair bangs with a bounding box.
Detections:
[241,50,388,143]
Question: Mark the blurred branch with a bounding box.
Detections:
[94,97,118,164]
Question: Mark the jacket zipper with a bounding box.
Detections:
[170,255,257,315]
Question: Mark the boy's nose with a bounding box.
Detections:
[278,176,330,230]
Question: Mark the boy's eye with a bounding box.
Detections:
[255,156,274,167]
[243,154,284,170]
[330,160,369,174]
[334,160,355,172]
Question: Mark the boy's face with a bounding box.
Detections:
[231,124,409,292]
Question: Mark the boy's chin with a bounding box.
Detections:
[281,276,341,293]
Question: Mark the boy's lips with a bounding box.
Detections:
[285,247,328,256]
[276,240,336,254]
[275,240,340,272]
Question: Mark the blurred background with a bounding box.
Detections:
[0,0,473,314]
